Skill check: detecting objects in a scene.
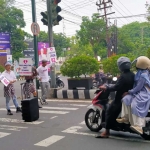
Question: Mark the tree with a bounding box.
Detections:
[0,0,27,60]
[77,13,107,58]
[117,22,150,57]
[102,54,135,76]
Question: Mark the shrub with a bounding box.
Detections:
[60,55,99,78]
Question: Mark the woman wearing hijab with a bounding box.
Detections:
[117,56,150,134]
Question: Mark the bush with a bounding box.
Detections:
[102,54,135,76]
[60,55,99,78]
[0,65,5,73]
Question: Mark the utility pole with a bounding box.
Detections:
[114,19,117,54]
[31,0,39,89]
[47,0,56,88]
[96,0,115,57]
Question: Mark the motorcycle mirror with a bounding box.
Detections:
[112,77,117,81]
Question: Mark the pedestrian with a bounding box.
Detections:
[23,66,42,108]
[36,59,51,103]
[2,62,21,115]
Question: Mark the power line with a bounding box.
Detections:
[108,13,148,19]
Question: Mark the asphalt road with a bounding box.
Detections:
[0,98,149,150]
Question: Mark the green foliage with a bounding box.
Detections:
[117,22,150,57]
[0,65,4,72]
[102,54,136,76]
[76,13,107,58]
[147,47,150,59]
[60,55,99,78]
[0,0,27,60]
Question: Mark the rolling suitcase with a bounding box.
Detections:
[21,83,39,122]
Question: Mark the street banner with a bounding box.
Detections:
[24,40,34,59]
[38,42,49,62]
[0,75,10,87]
[14,60,20,77]
[47,47,57,63]
[18,58,33,76]
[0,33,11,56]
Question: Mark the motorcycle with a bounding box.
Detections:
[85,78,150,140]
[49,76,65,88]
[56,76,65,88]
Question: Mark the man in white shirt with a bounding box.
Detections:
[2,62,21,115]
[37,59,51,103]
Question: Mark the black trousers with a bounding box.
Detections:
[105,101,122,129]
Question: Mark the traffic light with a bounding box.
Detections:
[41,11,48,26]
[51,0,62,26]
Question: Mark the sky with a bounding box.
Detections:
[14,0,149,37]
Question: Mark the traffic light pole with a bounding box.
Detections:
[47,0,56,88]
[31,0,39,89]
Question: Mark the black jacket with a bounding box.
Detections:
[107,70,135,104]
[105,70,135,129]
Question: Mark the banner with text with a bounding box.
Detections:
[18,58,33,76]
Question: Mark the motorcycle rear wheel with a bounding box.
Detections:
[85,109,102,132]
[58,81,65,88]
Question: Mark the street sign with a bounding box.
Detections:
[31,22,40,36]
[7,55,12,63]
[18,58,33,76]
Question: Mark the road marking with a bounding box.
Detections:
[34,135,65,147]
[62,126,150,143]
[39,110,69,114]
[58,104,87,107]
[46,99,91,103]
[50,116,58,119]
[42,106,78,111]
[0,132,11,138]
[0,118,44,125]
[0,125,27,131]
[79,121,85,125]
[0,108,69,115]
[10,106,78,111]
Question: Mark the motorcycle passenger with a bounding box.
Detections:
[95,57,135,138]
[116,56,150,135]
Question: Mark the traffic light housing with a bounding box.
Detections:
[41,11,48,26]
[51,0,62,26]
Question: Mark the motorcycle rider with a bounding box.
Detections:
[95,56,135,138]
[116,56,150,134]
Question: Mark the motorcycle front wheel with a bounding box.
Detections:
[85,109,102,132]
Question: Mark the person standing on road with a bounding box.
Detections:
[23,66,42,108]
[36,59,51,103]
[2,62,22,115]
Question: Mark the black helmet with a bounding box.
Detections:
[117,57,131,72]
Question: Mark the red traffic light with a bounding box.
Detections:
[54,0,61,5]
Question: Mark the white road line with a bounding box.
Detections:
[34,135,65,147]
[79,121,85,125]
[0,108,69,115]
[62,126,150,143]
[0,118,44,125]
[42,107,78,111]
[58,104,87,107]
[46,99,91,103]
[0,132,11,138]
[10,106,78,110]
[39,110,69,114]
[50,116,58,119]
[0,125,27,131]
